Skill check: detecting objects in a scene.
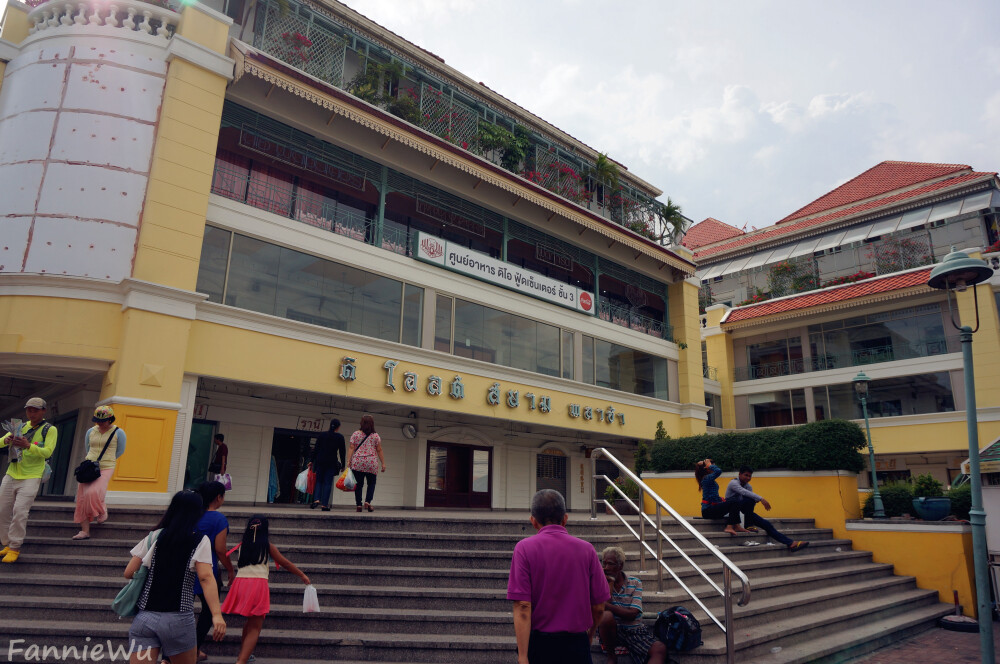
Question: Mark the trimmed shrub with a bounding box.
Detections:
[650,420,866,473]
[948,483,972,520]
[913,473,944,498]
[862,482,914,517]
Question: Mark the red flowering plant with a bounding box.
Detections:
[985,239,1000,254]
[736,290,770,307]
[281,32,313,63]
[822,271,876,288]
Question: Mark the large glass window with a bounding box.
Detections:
[594,341,669,400]
[452,299,559,376]
[748,389,807,427]
[740,336,804,380]
[434,294,453,352]
[705,392,723,428]
[582,335,595,385]
[198,229,421,346]
[562,331,575,380]
[819,371,955,420]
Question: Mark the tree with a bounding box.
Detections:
[655,197,685,245]
[588,152,620,196]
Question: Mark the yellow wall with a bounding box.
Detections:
[185,320,688,439]
[0,297,122,360]
[108,404,177,493]
[958,279,1000,411]
[0,3,29,88]
[703,307,736,429]
[867,420,996,455]
[669,280,706,436]
[642,472,861,540]
[847,526,975,616]
[132,7,230,291]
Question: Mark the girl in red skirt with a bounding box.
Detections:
[221,515,310,664]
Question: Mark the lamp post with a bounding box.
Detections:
[853,371,884,518]
[927,247,995,663]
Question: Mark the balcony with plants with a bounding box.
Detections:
[597,298,672,341]
[246,0,685,248]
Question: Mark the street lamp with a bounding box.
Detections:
[927,247,995,663]
[853,371,884,518]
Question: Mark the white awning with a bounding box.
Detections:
[741,249,775,271]
[812,230,847,253]
[723,255,753,274]
[961,192,992,213]
[787,237,820,258]
[866,216,901,239]
[840,224,874,245]
[928,200,963,223]
[897,207,931,231]
[766,244,795,263]
[701,261,731,280]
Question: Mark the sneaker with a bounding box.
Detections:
[0,546,8,557]
[1,550,19,563]
[788,541,810,552]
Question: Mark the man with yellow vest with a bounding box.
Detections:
[0,397,58,563]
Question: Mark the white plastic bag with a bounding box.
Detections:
[294,468,309,493]
[214,473,232,490]
[343,468,357,491]
[302,584,320,613]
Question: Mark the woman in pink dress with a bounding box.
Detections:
[72,406,126,540]
[344,415,385,512]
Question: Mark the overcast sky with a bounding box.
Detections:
[338,0,1000,231]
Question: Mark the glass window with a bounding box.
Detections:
[196,226,231,303]
[812,386,829,421]
[401,284,424,348]
[595,340,669,400]
[582,335,595,385]
[705,392,723,428]
[562,331,575,380]
[454,299,489,362]
[434,295,453,353]
[827,372,954,419]
[749,390,793,427]
[472,449,490,493]
[791,389,807,424]
[225,234,280,315]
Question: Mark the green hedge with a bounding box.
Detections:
[649,420,866,472]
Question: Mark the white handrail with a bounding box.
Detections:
[592,448,750,664]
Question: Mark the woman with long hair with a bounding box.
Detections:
[72,405,127,540]
[123,490,225,664]
[344,415,385,512]
[695,458,751,536]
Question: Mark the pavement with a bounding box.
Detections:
[844,624,1000,663]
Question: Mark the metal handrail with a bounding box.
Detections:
[592,448,750,664]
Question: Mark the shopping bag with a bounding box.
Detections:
[214,473,232,491]
[343,468,356,491]
[302,584,320,613]
[306,468,316,494]
[294,468,309,493]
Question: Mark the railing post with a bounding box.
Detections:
[655,503,663,594]
[724,566,735,664]
[590,453,597,520]
[638,486,645,572]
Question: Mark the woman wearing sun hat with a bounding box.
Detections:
[71,405,127,540]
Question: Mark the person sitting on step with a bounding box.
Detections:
[695,458,752,535]
[597,546,668,664]
[726,466,809,552]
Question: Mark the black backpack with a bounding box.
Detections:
[653,605,703,652]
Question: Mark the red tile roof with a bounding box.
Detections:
[695,172,992,259]
[682,217,744,249]
[777,161,971,224]
[723,268,933,324]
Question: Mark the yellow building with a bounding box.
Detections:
[689,162,1000,491]
[0,0,704,508]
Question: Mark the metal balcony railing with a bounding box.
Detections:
[592,449,749,664]
[734,336,961,382]
[703,365,719,381]
[598,298,673,341]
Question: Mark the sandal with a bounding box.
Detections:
[364,502,373,512]
[71,532,90,540]
[310,501,320,509]
[788,541,810,552]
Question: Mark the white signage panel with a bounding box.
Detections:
[414,232,595,315]
[296,417,326,433]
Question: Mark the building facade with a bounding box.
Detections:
[0,0,704,508]
[689,162,1000,490]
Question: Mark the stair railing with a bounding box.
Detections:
[591,448,750,664]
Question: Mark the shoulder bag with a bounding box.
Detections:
[74,427,118,484]
[112,529,160,617]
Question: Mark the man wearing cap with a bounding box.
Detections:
[0,397,58,563]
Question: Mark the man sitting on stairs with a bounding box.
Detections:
[726,466,809,552]
[597,546,669,664]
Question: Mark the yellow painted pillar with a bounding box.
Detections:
[131,3,233,290]
[106,4,232,494]
[957,276,1000,411]
[703,304,737,429]
[0,3,30,89]
[669,277,706,436]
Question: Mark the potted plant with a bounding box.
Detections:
[911,473,950,520]
[604,476,641,515]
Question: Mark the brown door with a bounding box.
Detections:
[425,442,492,508]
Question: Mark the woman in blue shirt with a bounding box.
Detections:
[194,481,236,661]
[695,458,752,535]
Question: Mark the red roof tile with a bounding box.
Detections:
[777,161,971,225]
[682,217,744,249]
[723,268,933,324]
[695,172,993,259]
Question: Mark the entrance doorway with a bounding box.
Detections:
[271,429,313,504]
[536,452,567,499]
[184,421,216,490]
[424,442,491,508]
[41,411,78,496]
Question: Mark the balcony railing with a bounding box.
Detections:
[703,365,718,381]
[734,336,962,382]
[598,299,673,342]
[28,0,178,40]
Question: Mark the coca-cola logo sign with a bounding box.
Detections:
[421,237,444,259]
[579,292,593,312]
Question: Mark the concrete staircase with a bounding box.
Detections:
[0,503,951,663]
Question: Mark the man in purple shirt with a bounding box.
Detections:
[508,489,610,664]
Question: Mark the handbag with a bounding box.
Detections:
[74,427,118,484]
[112,529,160,617]
[214,473,232,491]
